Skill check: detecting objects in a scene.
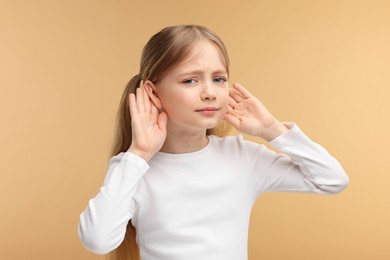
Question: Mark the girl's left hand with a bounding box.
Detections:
[223,83,289,142]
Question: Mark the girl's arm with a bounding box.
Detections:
[251,123,349,196]
[78,153,148,254]
[78,86,167,254]
[224,83,349,195]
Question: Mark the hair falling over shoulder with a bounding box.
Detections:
[108,24,230,260]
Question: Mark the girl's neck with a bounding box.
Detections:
[160,126,209,154]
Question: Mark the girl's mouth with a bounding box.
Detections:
[195,107,219,116]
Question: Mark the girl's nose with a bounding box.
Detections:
[201,82,217,101]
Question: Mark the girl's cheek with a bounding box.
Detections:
[223,91,230,104]
[220,87,230,99]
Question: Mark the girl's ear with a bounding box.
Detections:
[143,80,162,110]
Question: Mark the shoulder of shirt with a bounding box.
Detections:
[109,152,125,162]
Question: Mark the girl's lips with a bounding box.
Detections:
[195,107,219,116]
[195,107,219,112]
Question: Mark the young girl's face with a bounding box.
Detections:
[154,40,229,133]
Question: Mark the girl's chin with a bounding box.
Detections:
[166,117,223,131]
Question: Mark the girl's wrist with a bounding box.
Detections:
[261,121,289,142]
[127,147,153,162]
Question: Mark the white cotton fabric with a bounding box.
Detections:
[78,123,349,259]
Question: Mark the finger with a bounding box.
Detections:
[229,88,243,103]
[129,93,137,117]
[227,104,235,112]
[226,104,240,117]
[228,96,238,108]
[142,87,153,112]
[136,87,145,112]
[233,83,253,99]
[223,113,240,129]
[140,85,151,112]
[150,100,159,122]
[228,97,244,116]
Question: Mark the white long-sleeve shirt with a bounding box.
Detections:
[78,123,349,259]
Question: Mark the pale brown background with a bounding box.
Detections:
[1,0,389,259]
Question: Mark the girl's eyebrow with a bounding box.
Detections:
[177,69,228,77]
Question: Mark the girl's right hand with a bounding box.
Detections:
[127,86,168,161]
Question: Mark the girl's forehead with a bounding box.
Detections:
[174,40,227,72]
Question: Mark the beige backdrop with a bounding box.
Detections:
[1,0,389,259]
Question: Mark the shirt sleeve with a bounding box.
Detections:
[250,123,349,199]
[78,152,149,254]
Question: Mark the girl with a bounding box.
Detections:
[78,25,349,260]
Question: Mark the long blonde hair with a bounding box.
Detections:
[107,25,231,260]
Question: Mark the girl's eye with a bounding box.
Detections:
[213,77,227,83]
[182,79,196,84]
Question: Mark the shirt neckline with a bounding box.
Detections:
[152,135,215,161]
